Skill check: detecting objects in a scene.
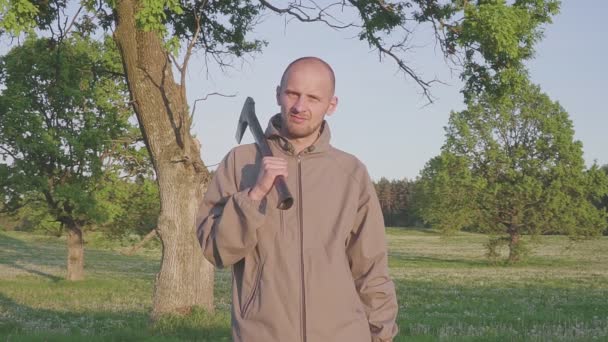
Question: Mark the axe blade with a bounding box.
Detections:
[235,97,255,144]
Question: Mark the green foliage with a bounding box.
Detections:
[352,0,408,41]
[0,216,14,231]
[1,0,268,63]
[457,0,560,99]
[418,81,608,261]
[373,177,418,227]
[167,0,266,57]
[599,165,608,235]
[136,0,184,34]
[98,174,160,239]
[9,199,64,236]
[459,1,558,68]
[415,152,485,234]
[0,0,38,35]
[0,35,134,230]
[0,0,67,36]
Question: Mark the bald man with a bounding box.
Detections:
[197,57,399,342]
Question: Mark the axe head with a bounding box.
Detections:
[235,97,255,144]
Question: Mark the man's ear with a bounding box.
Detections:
[275,86,281,106]
[326,96,339,116]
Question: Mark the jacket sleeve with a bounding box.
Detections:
[346,168,399,342]
[196,148,266,268]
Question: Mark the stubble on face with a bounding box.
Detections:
[277,58,337,143]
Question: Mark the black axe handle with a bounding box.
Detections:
[240,98,294,210]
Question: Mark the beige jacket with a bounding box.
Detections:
[196,114,398,342]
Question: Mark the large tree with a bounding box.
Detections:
[417,81,608,262]
[1,0,561,317]
[0,35,134,279]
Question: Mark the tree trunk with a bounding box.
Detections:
[66,224,84,281]
[114,0,214,319]
[508,226,520,264]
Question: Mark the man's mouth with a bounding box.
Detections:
[290,114,306,124]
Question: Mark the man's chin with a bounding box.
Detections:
[286,127,313,139]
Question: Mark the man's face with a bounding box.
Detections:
[276,61,338,140]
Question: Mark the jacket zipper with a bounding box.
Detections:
[297,154,307,342]
[280,210,284,236]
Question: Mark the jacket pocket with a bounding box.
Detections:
[241,259,264,318]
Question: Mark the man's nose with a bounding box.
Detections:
[292,96,306,113]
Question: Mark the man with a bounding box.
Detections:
[196,57,399,342]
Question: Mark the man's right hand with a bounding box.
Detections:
[248,156,288,201]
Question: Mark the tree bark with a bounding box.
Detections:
[66,224,84,281]
[508,225,520,264]
[113,0,214,319]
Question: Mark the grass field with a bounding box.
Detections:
[1,228,607,341]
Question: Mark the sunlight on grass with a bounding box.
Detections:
[1,229,607,341]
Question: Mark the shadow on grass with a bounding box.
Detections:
[0,292,231,341]
[0,233,63,282]
[0,232,159,281]
[388,249,584,269]
[389,251,491,268]
[387,227,443,236]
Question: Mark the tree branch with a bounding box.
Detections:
[261,0,443,102]
[0,197,43,214]
[260,0,357,29]
[181,13,201,91]
[64,5,83,36]
[0,146,18,160]
[190,92,237,118]
[347,0,441,102]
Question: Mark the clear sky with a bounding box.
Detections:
[187,1,607,181]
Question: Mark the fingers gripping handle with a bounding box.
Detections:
[239,97,293,210]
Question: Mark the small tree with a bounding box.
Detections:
[0,35,134,279]
[418,81,608,263]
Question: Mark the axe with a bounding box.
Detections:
[235,97,294,210]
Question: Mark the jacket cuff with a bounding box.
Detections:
[232,187,267,222]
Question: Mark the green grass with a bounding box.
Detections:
[1,228,607,341]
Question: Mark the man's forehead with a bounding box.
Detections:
[281,58,336,93]
[283,73,333,97]
[289,58,329,71]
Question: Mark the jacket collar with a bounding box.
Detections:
[264,113,332,155]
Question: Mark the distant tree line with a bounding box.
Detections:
[599,165,608,235]
[374,163,608,238]
[372,177,422,228]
